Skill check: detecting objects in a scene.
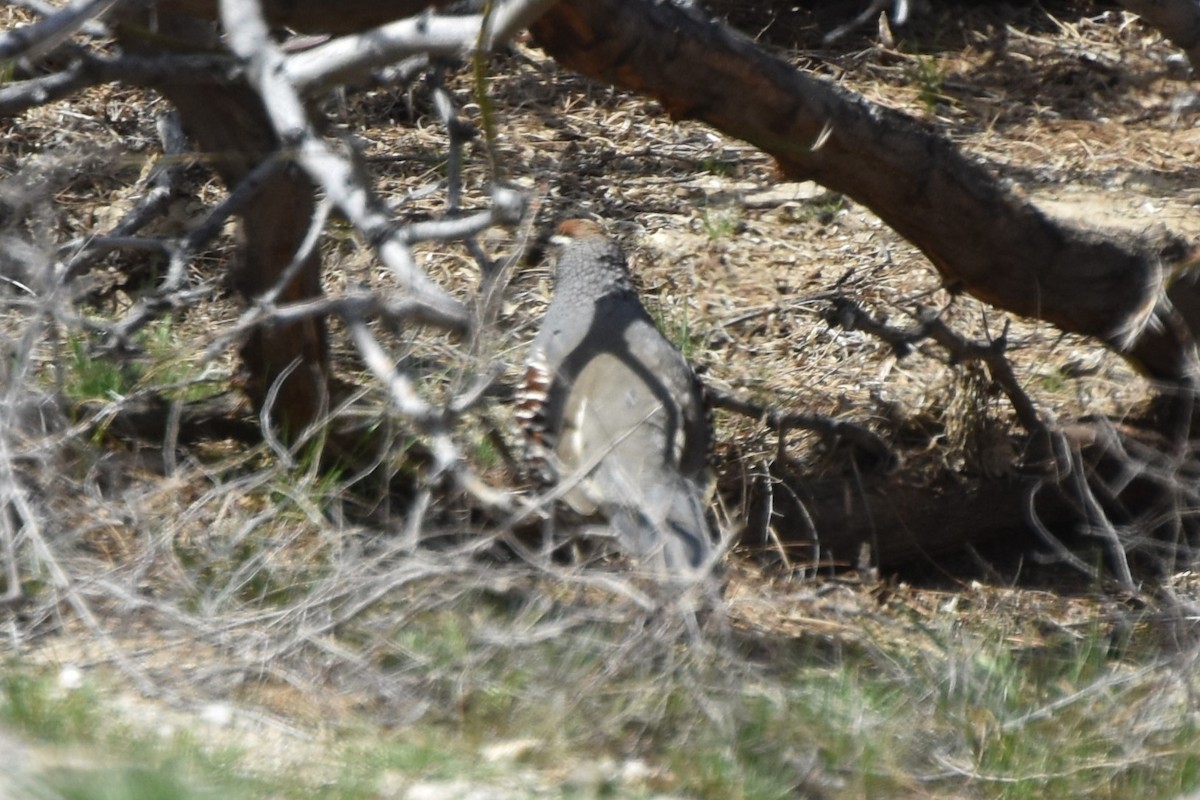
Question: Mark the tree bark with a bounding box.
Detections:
[528,0,1199,395]
[116,7,330,436]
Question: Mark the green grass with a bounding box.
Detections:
[4,438,1199,800]
[806,195,846,225]
[1,668,100,744]
[698,157,739,177]
[65,334,138,403]
[138,319,224,403]
[699,207,741,240]
[60,319,221,408]
[0,668,265,800]
[42,762,255,800]
[6,592,1200,800]
[647,290,704,361]
[1039,367,1070,394]
[332,588,1200,799]
[7,432,1199,800]
[912,54,948,114]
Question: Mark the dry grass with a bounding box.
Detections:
[4,2,1200,798]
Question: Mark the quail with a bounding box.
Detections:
[517,219,716,577]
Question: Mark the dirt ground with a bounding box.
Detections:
[4,1,1200,795]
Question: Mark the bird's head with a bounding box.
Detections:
[545,218,634,299]
[551,218,607,247]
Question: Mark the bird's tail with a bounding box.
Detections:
[610,478,717,579]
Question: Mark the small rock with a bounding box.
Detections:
[199,702,234,727]
[57,665,84,692]
[374,769,408,798]
[563,757,617,792]
[742,182,830,209]
[618,758,654,786]
[480,737,541,764]
[405,780,469,800]
[404,780,514,800]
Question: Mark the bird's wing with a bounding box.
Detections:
[556,348,688,515]
[557,349,714,570]
[619,317,711,476]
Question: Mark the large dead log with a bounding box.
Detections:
[741,468,1064,570]
[742,422,1197,573]
[528,1,1199,396]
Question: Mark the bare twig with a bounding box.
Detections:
[60,111,191,281]
[706,385,897,470]
[283,0,560,93]
[96,154,288,351]
[827,296,1052,439]
[0,387,167,695]
[0,0,123,62]
[823,0,911,45]
[201,198,332,362]
[1117,0,1200,73]
[344,316,443,429]
[915,311,1047,438]
[402,189,526,243]
[0,432,35,606]
[203,291,452,364]
[0,51,236,118]
[428,64,473,212]
[1026,479,1102,580]
[6,0,110,37]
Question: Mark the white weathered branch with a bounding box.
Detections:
[0,52,237,118]
[283,0,559,94]
[60,112,190,280]
[0,0,123,62]
[220,0,471,329]
[345,316,444,429]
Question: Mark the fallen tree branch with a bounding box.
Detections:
[0,0,125,62]
[826,297,1051,437]
[94,154,287,352]
[59,111,191,281]
[5,0,112,38]
[156,0,459,34]
[283,0,559,93]
[0,50,237,118]
[528,0,1200,395]
[705,385,897,472]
